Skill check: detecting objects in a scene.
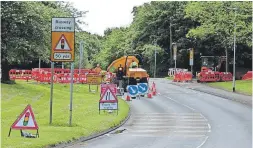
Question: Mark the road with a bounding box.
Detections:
[65,78,252,148]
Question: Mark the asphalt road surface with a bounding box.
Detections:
[65,78,252,148]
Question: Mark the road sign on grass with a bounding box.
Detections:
[9,104,39,137]
[99,87,118,114]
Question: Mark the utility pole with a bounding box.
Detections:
[169,18,173,68]
[154,48,157,78]
[232,8,237,92]
[79,41,84,74]
[225,48,228,72]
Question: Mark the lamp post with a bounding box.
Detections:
[232,8,237,92]
[172,43,177,74]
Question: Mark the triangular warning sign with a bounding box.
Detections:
[54,34,71,50]
[99,87,118,103]
[11,104,38,130]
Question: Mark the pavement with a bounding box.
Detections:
[59,78,252,148]
[170,80,252,106]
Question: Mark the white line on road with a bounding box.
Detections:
[131,125,210,129]
[196,136,209,148]
[165,96,211,148]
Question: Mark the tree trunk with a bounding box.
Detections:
[1,60,11,83]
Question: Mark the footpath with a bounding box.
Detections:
[169,80,252,107]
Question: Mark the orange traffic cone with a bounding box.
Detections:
[152,88,157,96]
[148,87,153,99]
[126,94,131,101]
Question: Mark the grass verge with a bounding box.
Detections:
[165,76,174,80]
[1,80,129,148]
[207,80,252,96]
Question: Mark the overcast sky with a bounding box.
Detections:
[72,0,151,36]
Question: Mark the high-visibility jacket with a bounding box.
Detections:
[94,67,102,74]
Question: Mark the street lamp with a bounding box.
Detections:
[227,7,238,92]
[172,43,177,74]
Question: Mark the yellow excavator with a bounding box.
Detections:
[107,55,149,92]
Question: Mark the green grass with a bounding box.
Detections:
[207,80,252,96]
[1,80,129,148]
[165,76,174,80]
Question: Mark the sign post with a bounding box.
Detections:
[173,43,177,74]
[51,17,75,126]
[69,62,74,126]
[189,48,194,74]
[49,62,54,125]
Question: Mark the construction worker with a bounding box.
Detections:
[130,60,138,68]
[94,64,102,74]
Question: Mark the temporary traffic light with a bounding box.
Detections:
[117,66,124,80]
[23,112,30,126]
[61,39,65,49]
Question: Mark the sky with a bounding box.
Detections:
[72,0,151,36]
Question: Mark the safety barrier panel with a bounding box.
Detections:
[9,69,32,81]
[173,72,192,82]
[9,68,114,84]
[197,71,232,82]
[220,72,233,81]
[242,71,252,80]
[168,68,188,77]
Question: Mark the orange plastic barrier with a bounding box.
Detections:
[184,72,192,82]
[9,69,32,81]
[242,71,252,80]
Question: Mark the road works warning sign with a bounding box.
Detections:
[11,104,38,130]
[99,87,118,112]
[51,17,75,62]
[87,74,102,85]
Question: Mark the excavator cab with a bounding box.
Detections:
[107,55,149,92]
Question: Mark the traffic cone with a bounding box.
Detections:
[152,88,157,96]
[148,87,152,99]
[126,93,131,101]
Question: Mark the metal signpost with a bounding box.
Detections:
[173,43,177,74]
[51,17,75,126]
[79,41,84,75]
[189,48,194,74]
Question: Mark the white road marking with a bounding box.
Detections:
[131,126,209,129]
[133,119,207,122]
[196,136,209,148]
[165,96,211,148]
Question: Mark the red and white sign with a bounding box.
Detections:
[101,84,117,96]
[54,34,71,50]
[11,105,38,130]
[99,87,118,103]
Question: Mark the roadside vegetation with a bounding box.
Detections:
[207,80,252,95]
[1,80,129,148]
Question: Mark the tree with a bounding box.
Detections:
[185,1,252,70]
[1,1,87,82]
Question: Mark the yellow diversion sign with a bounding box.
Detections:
[87,74,102,85]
